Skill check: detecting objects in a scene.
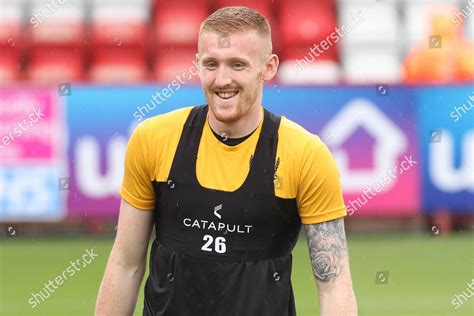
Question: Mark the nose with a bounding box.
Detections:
[214,65,232,87]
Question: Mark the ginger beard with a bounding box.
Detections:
[205,77,262,123]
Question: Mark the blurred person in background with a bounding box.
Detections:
[95,6,357,316]
[404,3,474,83]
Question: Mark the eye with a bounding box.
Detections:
[232,62,245,70]
[204,62,217,70]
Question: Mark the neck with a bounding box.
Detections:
[208,105,263,138]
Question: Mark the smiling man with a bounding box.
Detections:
[96,6,357,316]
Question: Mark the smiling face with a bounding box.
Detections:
[198,30,277,124]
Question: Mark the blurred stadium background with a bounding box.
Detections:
[0,0,473,315]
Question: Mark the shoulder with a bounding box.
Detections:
[130,106,196,182]
[278,115,324,156]
[137,106,194,140]
[274,115,332,199]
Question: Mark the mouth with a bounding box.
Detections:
[215,91,239,100]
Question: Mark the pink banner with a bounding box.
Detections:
[0,88,63,164]
[0,87,66,222]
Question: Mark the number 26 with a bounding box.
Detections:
[201,235,226,253]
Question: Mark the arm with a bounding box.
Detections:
[95,199,154,315]
[304,217,357,316]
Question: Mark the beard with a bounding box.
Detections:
[209,101,242,123]
[206,86,260,123]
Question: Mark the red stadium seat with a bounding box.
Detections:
[0,0,23,51]
[90,47,148,83]
[28,0,85,46]
[278,0,334,5]
[278,2,337,47]
[278,43,340,84]
[153,47,200,83]
[281,44,338,62]
[0,48,21,82]
[91,0,150,47]
[0,1,23,82]
[154,2,208,47]
[278,48,340,84]
[154,0,208,4]
[27,47,84,82]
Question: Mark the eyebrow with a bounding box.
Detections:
[201,56,251,65]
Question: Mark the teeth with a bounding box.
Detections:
[217,91,238,99]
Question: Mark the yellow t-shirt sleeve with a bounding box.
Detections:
[297,135,347,224]
[120,122,155,211]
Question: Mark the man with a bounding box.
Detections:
[96,6,357,316]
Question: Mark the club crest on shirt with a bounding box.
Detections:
[273,157,281,188]
[274,157,280,179]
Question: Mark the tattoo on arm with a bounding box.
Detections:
[304,218,348,283]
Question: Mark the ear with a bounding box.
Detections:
[262,54,279,81]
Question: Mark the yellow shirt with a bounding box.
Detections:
[120,106,347,224]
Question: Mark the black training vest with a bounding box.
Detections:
[144,105,302,316]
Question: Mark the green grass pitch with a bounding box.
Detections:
[0,233,473,315]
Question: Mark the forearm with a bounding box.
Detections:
[318,271,358,315]
[304,219,358,316]
[95,253,146,315]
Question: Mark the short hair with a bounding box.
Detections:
[198,6,273,57]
